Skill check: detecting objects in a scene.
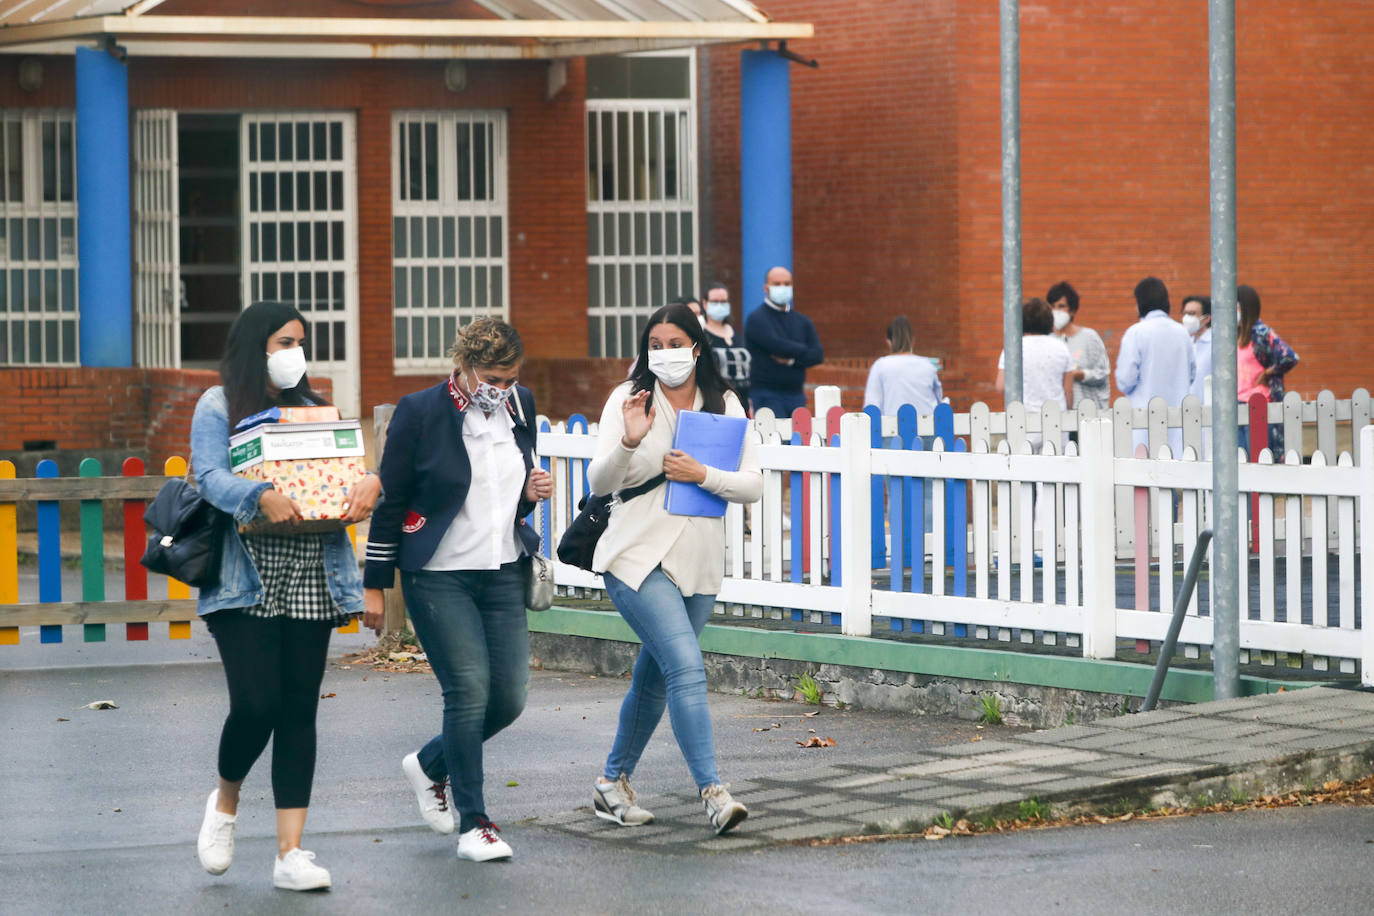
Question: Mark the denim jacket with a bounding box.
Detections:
[189,386,365,617]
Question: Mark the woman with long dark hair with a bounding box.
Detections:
[587,303,762,835]
[1237,284,1299,457]
[191,301,379,891]
[362,318,552,862]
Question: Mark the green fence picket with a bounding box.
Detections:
[79,458,106,643]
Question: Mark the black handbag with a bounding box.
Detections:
[556,474,666,572]
[140,478,227,588]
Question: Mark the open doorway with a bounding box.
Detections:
[177,113,240,369]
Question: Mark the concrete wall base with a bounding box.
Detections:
[530,632,1152,731]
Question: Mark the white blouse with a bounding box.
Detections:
[423,402,525,571]
[588,380,762,596]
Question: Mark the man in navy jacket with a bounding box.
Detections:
[743,266,824,420]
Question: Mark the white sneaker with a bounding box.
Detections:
[273,848,332,891]
[196,789,236,875]
[402,751,454,834]
[593,774,654,826]
[456,819,512,862]
[701,783,748,835]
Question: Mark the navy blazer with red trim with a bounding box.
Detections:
[363,379,539,589]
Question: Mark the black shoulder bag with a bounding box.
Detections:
[555,473,666,572]
[140,477,227,588]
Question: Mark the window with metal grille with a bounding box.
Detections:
[392,110,508,371]
[0,110,78,366]
[585,53,697,359]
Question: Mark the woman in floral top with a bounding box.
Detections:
[1237,284,1299,458]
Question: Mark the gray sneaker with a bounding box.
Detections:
[593,774,654,826]
[700,783,748,835]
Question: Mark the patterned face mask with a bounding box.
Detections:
[466,369,516,414]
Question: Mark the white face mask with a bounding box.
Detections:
[1052,309,1071,331]
[705,301,730,322]
[647,346,697,388]
[265,346,307,389]
[1181,314,1201,335]
[768,284,794,308]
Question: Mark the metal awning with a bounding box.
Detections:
[0,0,812,59]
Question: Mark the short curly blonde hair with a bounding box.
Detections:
[449,317,524,368]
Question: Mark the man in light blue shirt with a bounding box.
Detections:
[1181,294,1213,401]
[1115,277,1195,458]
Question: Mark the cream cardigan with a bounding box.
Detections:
[588,380,762,595]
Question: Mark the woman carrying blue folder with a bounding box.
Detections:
[586,302,762,835]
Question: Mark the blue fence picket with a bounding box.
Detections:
[36,460,61,644]
[567,413,590,505]
[538,419,552,557]
[934,403,957,567]
[863,405,885,569]
[886,436,905,596]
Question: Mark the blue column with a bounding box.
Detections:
[75,46,132,367]
[739,50,791,321]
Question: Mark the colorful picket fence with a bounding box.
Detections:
[0,456,360,645]
[529,406,1374,686]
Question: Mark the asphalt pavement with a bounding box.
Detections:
[4,630,1374,915]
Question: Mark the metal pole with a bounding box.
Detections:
[1144,529,1215,711]
[1209,0,1241,699]
[1000,0,1022,405]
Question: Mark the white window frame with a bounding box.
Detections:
[0,109,79,366]
[585,50,698,359]
[391,109,509,374]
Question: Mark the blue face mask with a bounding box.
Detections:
[768,284,793,308]
[705,302,730,322]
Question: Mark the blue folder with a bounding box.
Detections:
[665,410,749,517]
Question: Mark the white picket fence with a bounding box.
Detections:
[531,405,1374,687]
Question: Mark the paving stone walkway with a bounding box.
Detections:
[533,686,1374,852]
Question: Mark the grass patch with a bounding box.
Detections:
[977,692,1003,725]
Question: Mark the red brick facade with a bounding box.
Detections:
[1,0,1369,460]
[701,0,1373,409]
[0,367,331,464]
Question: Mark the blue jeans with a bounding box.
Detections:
[402,562,528,832]
[750,387,807,423]
[602,568,719,791]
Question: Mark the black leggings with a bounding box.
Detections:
[206,610,334,809]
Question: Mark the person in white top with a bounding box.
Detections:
[1181,294,1213,401]
[587,302,762,836]
[362,318,553,863]
[995,297,1075,453]
[863,315,943,419]
[1115,277,1196,458]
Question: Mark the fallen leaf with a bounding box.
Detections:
[923,825,950,840]
[320,692,337,699]
[506,781,519,787]
[1323,780,1343,792]
[971,735,983,742]
[797,736,836,748]
[112,808,121,813]
[803,711,819,718]
[952,819,973,836]
[56,717,69,722]
[77,700,117,710]
[373,838,382,843]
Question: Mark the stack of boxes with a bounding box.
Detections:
[229,406,368,533]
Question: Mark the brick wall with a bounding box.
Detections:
[0,368,332,463]
[128,53,590,417]
[702,0,1373,410]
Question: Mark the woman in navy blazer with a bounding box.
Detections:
[362,318,552,862]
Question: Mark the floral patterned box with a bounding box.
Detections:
[229,421,367,534]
